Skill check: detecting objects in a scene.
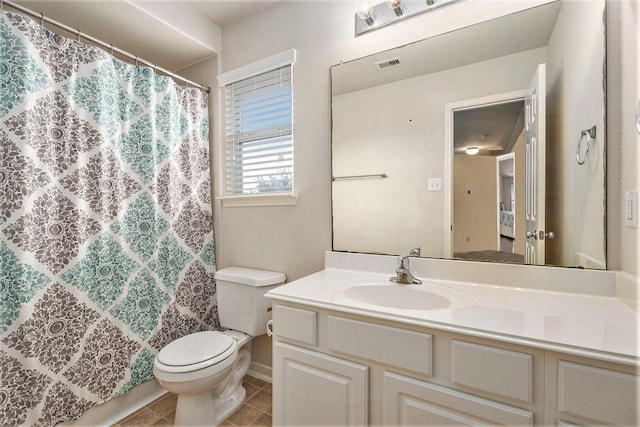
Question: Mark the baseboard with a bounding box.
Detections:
[247,360,272,383]
[59,379,167,427]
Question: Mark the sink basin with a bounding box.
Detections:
[335,277,469,311]
[343,285,451,310]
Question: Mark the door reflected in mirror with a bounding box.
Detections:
[451,99,526,265]
[331,0,606,269]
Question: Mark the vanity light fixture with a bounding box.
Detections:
[466,146,480,155]
[355,0,460,36]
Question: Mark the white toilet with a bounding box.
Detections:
[153,267,285,426]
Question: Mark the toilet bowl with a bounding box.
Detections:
[153,267,285,426]
[153,330,250,425]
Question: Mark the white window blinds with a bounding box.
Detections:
[224,64,293,195]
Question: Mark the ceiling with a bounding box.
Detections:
[6,1,280,71]
[185,1,279,27]
[454,101,525,157]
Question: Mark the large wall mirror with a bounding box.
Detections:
[331,0,606,269]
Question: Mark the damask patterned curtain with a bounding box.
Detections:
[1,11,217,426]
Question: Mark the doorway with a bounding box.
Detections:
[444,90,527,263]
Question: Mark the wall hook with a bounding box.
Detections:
[577,125,596,165]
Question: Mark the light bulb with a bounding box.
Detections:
[466,146,480,155]
[357,6,376,26]
[388,0,405,17]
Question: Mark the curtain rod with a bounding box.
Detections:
[2,0,211,93]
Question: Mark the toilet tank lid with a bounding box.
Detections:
[215,267,286,287]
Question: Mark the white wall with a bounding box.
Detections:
[216,0,638,366]
[607,0,640,277]
[332,79,438,257]
[546,0,606,268]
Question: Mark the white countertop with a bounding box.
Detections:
[266,253,639,366]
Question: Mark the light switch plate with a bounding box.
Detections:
[428,178,442,192]
[626,191,638,228]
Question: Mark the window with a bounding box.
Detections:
[219,50,295,197]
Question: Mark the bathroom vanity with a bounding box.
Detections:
[266,252,639,426]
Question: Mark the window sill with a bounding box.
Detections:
[217,193,299,207]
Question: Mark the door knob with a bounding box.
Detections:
[526,230,537,239]
[545,231,555,240]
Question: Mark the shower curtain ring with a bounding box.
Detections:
[110,44,114,56]
[40,12,45,26]
[76,29,81,42]
[135,55,138,66]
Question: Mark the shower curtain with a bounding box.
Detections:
[1,11,218,426]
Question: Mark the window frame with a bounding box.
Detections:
[217,49,297,207]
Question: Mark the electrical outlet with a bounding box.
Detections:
[626,191,638,228]
[428,177,442,192]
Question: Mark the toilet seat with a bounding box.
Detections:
[156,331,237,374]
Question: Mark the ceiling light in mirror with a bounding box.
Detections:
[465,147,480,155]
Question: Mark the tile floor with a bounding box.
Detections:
[114,376,272,426]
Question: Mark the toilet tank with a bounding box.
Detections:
[214,267,285,336]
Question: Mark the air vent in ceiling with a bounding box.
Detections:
[374,57,402,71]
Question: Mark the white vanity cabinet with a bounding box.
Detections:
[267,254,639,425]
[271,301,638,426]
[271,302,551,425]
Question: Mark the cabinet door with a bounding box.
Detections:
[556,361,638,425]
[384,371,533,426]
[273,341,368,426]
[451,340,533,404]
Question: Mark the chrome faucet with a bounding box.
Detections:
[390,255,422,285]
